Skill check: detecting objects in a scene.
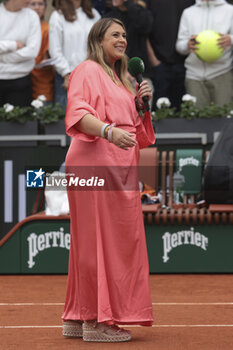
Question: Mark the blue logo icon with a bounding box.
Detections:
[26,168,45,188]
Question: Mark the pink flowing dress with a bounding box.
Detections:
[62,60,155,326]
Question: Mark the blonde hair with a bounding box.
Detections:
[87,18,133,94]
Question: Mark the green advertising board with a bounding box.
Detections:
[145,224,233,273]
[0,219,70,274]
[1,217,233,273]
[176,149,203,194]
[20,220,70,273]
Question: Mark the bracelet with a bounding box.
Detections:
[104,125,110,139]
[101,123,109,138]
[107,123,116,143]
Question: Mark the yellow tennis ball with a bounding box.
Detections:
[195,30,223,63]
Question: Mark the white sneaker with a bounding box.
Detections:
[83,321,131,342]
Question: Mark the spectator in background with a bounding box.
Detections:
[176,0,233,108]
[29,0,54,103]
[91,0,113,15]
[147,0,195,111]
[0,0,41,107]
[91,0,106,15]
[104,0,153,75]
[49,0,101,107]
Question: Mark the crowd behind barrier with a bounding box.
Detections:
[1,0,232,111]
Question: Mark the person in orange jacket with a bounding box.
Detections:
[29,0,55,103]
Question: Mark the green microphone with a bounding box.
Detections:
[128,57,149,111]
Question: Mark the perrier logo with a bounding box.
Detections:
[162,227,208,263]
[27,227,70,268]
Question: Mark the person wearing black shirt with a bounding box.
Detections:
[147,0,195,110]
[104,0,153,72]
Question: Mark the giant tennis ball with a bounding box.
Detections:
[195,30,223,63]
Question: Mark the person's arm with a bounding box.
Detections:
[0,12,41,63]
[134,80,155,149]
[146,39,161,67]
[0,40,24,54]
[66,63,137,150]
[49,11,71,78]
[135,80,153,122]
[77,114,137,150]
[218,6,233,48]
[176,10,191,55]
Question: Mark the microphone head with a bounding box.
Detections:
[128,57,145,77]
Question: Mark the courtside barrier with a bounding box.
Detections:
[0,148,233,273]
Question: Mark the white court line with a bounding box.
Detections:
[152,302,233,306]
[0,326,62,329]
[1,325,233,329]
[0,303,64,306]
[1,302,233,306]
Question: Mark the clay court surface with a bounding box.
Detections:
[0,274,233,350]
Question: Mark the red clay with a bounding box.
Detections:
[1,274,233,350]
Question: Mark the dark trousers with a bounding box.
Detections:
[149,63,186,111]
[0,75,32,107]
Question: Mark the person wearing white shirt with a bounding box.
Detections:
[0,0,41,107]
[49,0,101,107]
[176,0,233,108]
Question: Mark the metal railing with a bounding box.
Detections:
[0,134,67,147]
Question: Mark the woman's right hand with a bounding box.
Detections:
[188,35,199,52]
[112,127,137,150]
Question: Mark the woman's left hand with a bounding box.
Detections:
[135,80,152,105]
[218,33,232,50]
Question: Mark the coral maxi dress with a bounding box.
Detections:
[62,60,155,326]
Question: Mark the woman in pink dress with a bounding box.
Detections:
[62,17,155,342]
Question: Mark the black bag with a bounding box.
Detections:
[203,121,233,204]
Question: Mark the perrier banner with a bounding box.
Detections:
[21,221,70,273]
[0,219,70,274]
[145,224,233,273]
[1,217,233,273]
